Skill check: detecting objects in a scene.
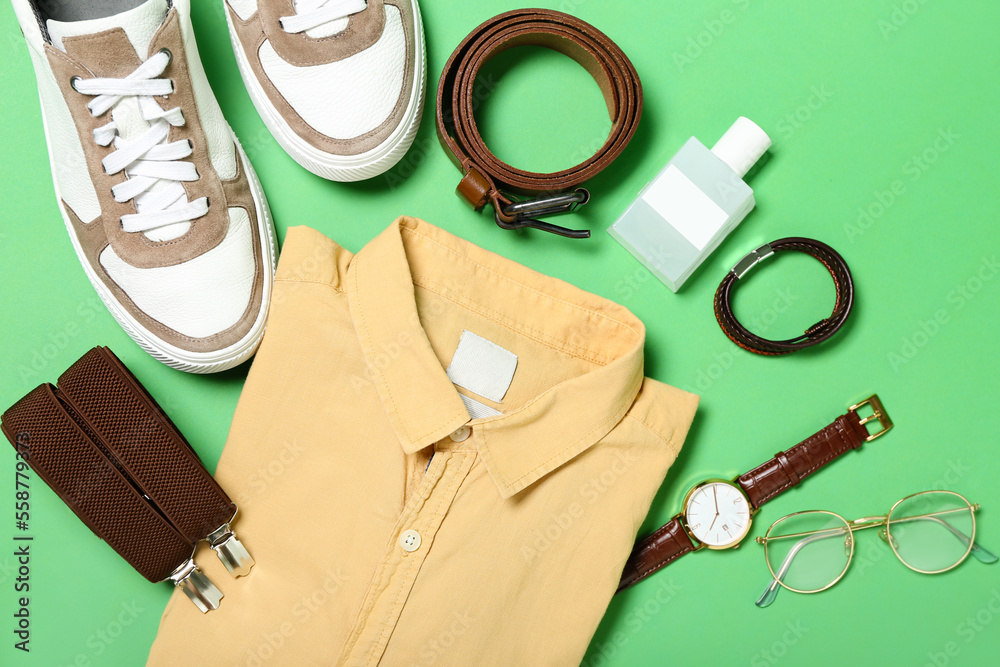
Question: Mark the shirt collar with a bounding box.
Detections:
[348,217,646,499]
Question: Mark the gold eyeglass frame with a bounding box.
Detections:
[756,490,982,595]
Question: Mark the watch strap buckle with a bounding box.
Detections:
[849,394,893,442]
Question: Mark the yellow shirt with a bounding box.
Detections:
[148,218,698,666]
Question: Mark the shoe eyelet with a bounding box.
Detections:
[70,75,82,92]
[158,48,173,66]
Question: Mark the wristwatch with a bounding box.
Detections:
[616,395,893,593]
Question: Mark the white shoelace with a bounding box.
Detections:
[73,50,208,235]
[280,0,367,34]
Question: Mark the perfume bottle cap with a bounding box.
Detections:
[711,117,771,179]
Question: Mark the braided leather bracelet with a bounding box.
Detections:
[714,238,854,355]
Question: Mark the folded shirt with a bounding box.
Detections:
[147,217,698,666]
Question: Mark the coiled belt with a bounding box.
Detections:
[436,9,643,239]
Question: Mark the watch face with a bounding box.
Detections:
[684,481,752,548]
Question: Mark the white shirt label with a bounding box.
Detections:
[447,331,518,404]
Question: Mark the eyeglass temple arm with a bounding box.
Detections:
[756,530,846,608]
[890,515,998,564]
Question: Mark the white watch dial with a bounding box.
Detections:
[684,482,752,548]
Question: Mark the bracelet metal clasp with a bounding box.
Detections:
[731,243,775,279]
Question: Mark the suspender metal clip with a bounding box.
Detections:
[208,508,255,578]
[167,557,223,613]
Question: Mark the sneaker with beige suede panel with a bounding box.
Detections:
[224,0,426,181]
[11,0,277,373]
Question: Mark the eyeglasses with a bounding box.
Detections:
[754,490,997,607]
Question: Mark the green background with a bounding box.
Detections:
[1,0,999,664]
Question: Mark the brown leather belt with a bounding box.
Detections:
[714,237,855,356]
[2,347,253,612]
[436,8,643,239]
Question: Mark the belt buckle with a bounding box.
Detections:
[849,394,893,441]
[495,189,591,239]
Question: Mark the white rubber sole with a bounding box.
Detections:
[226,2,426,182]
[41,102,278,374]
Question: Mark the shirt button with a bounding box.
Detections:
[450,425,471,442]
[400,529,421,552]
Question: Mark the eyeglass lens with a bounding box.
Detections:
[887,491,975,573]
[764,512,852,593]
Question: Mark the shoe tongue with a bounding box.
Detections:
[293,0,350,38]
[50,0,191,244]
[47,0,169,56]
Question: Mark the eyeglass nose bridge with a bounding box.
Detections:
[851,515,888,528]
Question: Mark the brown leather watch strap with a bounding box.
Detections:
[737,410,870,509]
[616,396,892,593]
[616,516,694,593]
[437,8,643,238]
[2,385,192,583]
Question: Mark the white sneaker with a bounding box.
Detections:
[224,0,426,181]
[11,0,277,374]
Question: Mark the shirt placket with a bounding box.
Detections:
[339,434,477,666]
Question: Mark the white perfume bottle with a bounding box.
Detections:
[609,117,771,292]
